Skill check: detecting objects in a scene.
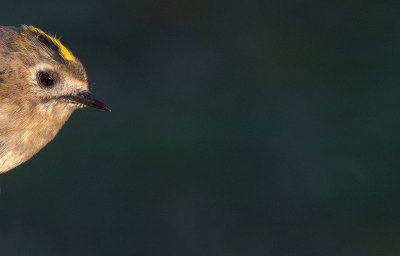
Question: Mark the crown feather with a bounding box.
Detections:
[25,25,76,62]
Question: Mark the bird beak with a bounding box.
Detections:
[69,91,111,111]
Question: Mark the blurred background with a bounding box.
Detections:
[0,0,400,255]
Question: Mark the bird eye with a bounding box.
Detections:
[38,72,54,87]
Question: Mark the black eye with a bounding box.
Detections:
[38,72,54,87]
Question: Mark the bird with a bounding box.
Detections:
[0,25,109,173]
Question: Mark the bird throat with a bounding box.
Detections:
[0,101,73,173]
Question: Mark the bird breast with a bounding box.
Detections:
[0,101,73,173]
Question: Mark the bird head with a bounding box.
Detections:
[0,25,109,119]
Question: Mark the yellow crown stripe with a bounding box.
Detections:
[29,26,76,62]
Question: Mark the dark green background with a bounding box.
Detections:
[1,0,400,255]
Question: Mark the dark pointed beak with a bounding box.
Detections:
[70,91,111,111]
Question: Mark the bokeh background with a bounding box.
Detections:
[0,0,400,255]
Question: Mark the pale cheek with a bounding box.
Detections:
[37,102,54,115]
[37,101,72,116]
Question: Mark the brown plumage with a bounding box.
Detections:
[0,25,109,173]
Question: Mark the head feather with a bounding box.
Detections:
[25,26,76,62]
